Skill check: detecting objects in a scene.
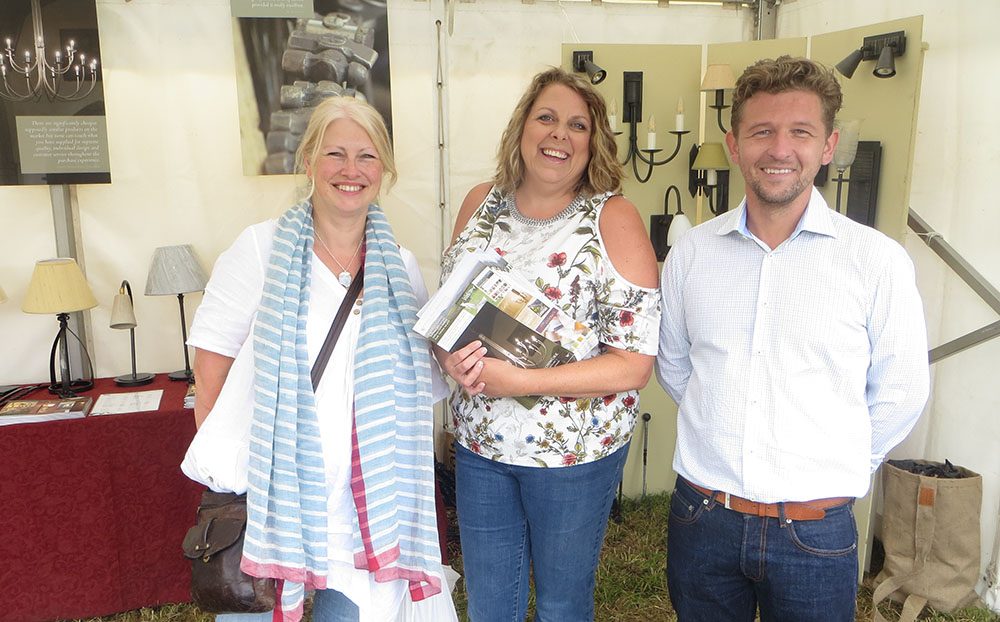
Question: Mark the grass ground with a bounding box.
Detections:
[76,493,998,622]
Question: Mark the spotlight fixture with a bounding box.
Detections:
[572,50,606,85]
[835,31,906,79]
[700,64,736,134]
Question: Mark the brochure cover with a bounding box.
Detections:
[0,396,93,425]
[415,250,597,407]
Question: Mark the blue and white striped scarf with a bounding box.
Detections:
[242,200,442,621]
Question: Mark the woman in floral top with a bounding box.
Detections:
[437,68,660,621]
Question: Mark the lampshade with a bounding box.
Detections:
[0,285,7,304]
[692,143,730,171]
[23,258,98,314]
[666,213,693,246]
[110,291,137,329]
[832,118,863,171]
[700,64,736,91]
[145,244,208,296]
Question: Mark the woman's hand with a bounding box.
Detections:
[435,341,489,396]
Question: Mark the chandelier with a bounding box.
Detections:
[0,0,99,102]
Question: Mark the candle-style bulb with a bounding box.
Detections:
[677,96,684,114]
[610,99,617,116]
[648,115,656,132]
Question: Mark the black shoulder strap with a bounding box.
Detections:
[310,264,364,391]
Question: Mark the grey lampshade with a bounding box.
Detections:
[144,244,208,296]
[110,292,137,329]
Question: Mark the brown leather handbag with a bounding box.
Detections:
[182,491,277,613]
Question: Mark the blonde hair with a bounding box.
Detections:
[295,96,397,199]
[494,67,622,196]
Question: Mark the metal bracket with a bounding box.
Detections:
[908,209,1000,363]
[861,31,906,60]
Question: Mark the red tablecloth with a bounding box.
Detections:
[0,375,204,622]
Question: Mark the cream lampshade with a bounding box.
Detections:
[700,64,736,92]
[145,245,208,382]
[22,258,98,396]
[0,284,7,304]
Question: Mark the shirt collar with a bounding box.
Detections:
[716,186,838,243]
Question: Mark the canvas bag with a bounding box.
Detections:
[872,459,982,622]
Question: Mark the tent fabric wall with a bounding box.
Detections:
[778,0,1000,603]
[0,0,996,605]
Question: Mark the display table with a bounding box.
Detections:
[0,375,204,622]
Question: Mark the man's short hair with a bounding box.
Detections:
[730,56,843,137]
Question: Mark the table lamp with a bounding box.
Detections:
[22,258,98,397]
[145,244,208,383]
[110,279,155,387]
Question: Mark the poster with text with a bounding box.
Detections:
[0,0,110,185]
[232,0,392,176]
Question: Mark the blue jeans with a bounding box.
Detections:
[455,441,629,622]
[666,476,858,622]
[215,588,359,622]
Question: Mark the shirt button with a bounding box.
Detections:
[352,309,360,315]
[355,299,362,306]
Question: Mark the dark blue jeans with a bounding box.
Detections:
[667,476,858,622]
[455,441,629,622]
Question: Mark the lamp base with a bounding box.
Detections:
[114,372,156,387]
[47,378,94,398]
[168,369,194,383]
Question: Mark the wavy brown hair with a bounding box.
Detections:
[731,56,843,137]
[494,67,622,196]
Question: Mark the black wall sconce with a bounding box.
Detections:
[572,50,606,85]
[836,31,906,79]
[618,71,689,183]
[700,64,736,134]
[688,142,730,215]
[650,185,691,260]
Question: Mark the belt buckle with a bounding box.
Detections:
[723,492,732,510]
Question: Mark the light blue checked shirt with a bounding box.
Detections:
[656,187,929,503]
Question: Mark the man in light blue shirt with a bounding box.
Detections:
[656,56,929,622]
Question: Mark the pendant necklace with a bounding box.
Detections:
[315,229,364,287]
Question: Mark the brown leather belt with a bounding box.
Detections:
[682,477,852,521]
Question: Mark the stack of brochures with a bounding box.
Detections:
[184,383,196,409]
[0,396,93,425]
[415,250,597,408]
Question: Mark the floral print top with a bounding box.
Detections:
[441,186,661,467]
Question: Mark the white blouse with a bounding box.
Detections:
[182,219,450,621]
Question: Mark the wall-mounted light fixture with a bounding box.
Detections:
[572,50,606,85]
[689,142,730,215]
[650,185,691,261]
[835,31,906,79]
[700,64,736,134]
[831,118,863,213]
[617,71,689,183]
